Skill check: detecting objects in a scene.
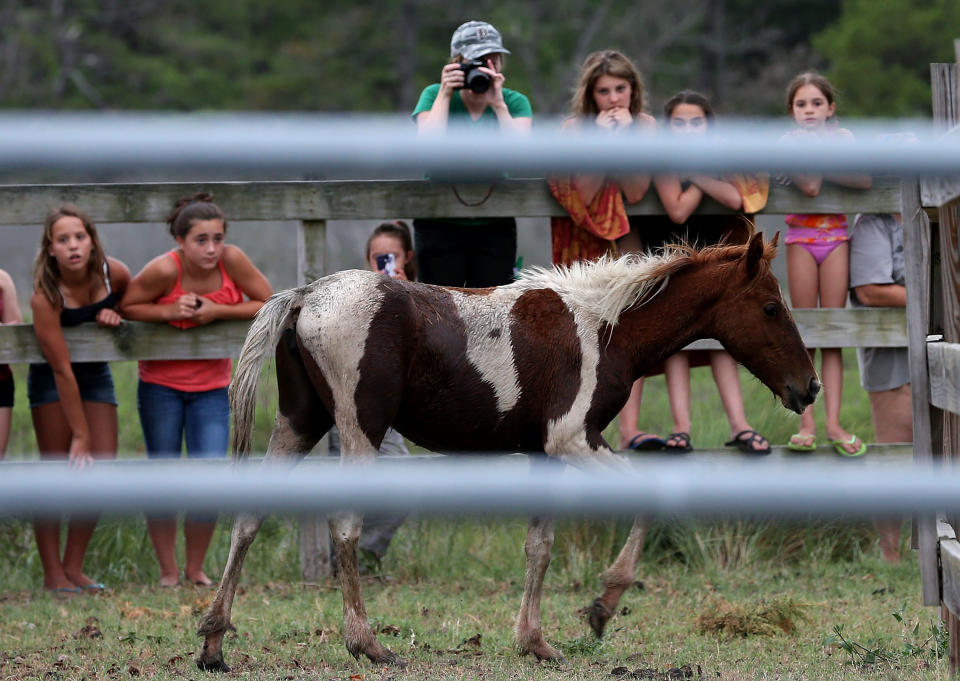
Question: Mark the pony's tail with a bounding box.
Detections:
[230,286,306,459]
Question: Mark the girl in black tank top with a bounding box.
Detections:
[27,204,130,593]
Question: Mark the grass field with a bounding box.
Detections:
[2,353,943,680]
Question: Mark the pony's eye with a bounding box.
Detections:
[763,303,778,317]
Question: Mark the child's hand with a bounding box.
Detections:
[171,294,199,320]
[95,308,123,327]
[68,435,93,469]
[189,297,218,325]
[596,107,631,131]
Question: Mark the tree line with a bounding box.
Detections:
[1,0,956,117]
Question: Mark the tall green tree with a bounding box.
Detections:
[813,0,960,117]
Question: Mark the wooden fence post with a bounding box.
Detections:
[933,56,960,671]
[297,218,332,581]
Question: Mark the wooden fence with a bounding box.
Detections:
[0,140,915,580]
[910,40,960,671]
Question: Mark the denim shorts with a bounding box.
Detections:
[138,380,229,522]
[0,372,12,408]
[137,380,229,459]
[27,362,117,408]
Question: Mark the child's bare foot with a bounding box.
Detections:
[185,570,214,587]
[159,573,180,588]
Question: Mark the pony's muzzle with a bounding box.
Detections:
[784,376,820,414]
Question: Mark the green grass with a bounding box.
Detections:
[2,351,932,679]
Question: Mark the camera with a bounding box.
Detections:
[458,59,491,94]
[375,253,397,278]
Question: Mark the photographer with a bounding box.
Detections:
[412,20,532,287]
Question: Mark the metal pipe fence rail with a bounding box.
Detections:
[0,457,948,518]
[0,114,958,176]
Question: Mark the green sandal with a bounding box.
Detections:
[830,435,866,457]
[787,433,816,452]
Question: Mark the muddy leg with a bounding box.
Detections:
[196,414,319,672]
[587,515,649,638]
[330,512,402,665]
[515,515,564,661]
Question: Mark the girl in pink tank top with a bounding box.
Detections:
[121,193,272,587]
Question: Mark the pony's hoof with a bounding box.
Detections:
[195,654,230,673]
[587,597,613,638]
[368,648,406,667]
[532,645,566,664]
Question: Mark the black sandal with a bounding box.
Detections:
[664,432,692,453]
[725,429,771,455]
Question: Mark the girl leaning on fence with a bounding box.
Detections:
[547,49,663,451]
[29,204,130,593]
[779,72,872,456]
[0,268,22,458]
[120,193,272,587]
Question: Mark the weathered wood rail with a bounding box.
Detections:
[0,146,915,583]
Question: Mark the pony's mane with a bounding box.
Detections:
[513,240,774,325]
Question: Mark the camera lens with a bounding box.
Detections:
[466,70,491,93]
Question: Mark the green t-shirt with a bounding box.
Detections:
[412,84,532,126]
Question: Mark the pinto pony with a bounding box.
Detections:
[197,232,818,670]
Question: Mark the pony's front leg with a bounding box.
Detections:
[515,515,564,662]
[329,511,402,665]
[586,515,649,638]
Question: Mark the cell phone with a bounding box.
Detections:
[375,253,396,277]
[194,298,203,309]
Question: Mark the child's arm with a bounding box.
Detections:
[619,113,656,204]
[687,175,743,211]
[95,257,130,328]
[30,291,92,464]
[0,269,22,323]
[562,117,607,205]
[192,246,272,324]
[653,174,704,224]
[823,128,872,189]
[852,283,906,307]
[120,255,192,322]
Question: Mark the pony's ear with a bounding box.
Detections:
[744,231,765,275]
[769,231,780,248]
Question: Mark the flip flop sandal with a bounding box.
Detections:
[625,432,666,451]
[664,432,692,453]
[725,429,771,455]
[831,435,866,457]
[787,433,817,452]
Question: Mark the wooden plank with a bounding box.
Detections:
[0,307,907,364]
[0,176,903,225]
[929,343,960,415]
[921,63,960,207]
[941,539,960,623]
[901,177,940,605]
[0,320,250,363]
[298,219,327,283]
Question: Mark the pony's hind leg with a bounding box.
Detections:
[329,423,402,666]
[329,512,402,665]
[197,330,331,672]
[586,515,649,638]
[515,515,565,662]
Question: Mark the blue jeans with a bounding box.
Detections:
[138,380,229,522]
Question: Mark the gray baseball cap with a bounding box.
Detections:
[450,21,510,61]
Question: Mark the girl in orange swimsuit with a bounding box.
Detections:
[780,73,872,456]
